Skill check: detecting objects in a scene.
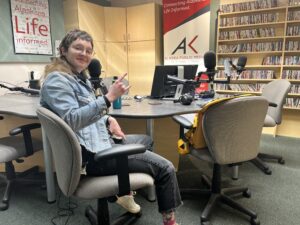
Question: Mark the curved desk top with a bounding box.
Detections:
[109,98,204,119]
[0,94,39,119]
[0,94,208,119]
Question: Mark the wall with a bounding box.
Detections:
[0,0,65,94]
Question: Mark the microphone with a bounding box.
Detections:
[88,58,107,96]
[197,51,218,93]
[204,51,216,72]
[229,56,247,79]
[204,51,217,75]
[197,51,218,81]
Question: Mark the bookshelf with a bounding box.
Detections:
[216,0,300,112]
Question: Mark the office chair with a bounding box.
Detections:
[36,107,154,225]
[0,116,43,211]
[173,96,268,225]
[251,79,291,175]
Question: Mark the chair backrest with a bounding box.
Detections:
[36,107,82,197]
[261,79,291,125]
[202,96,268,165]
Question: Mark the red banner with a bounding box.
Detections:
[163,0,210,34]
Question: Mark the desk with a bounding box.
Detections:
[0,94,205,203]
[0,94,56,203]
[110,98,203,138]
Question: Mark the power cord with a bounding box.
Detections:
[50,190,78,225]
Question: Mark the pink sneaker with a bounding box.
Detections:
[116,192,141,214]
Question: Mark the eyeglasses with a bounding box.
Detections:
[71,44,94,56]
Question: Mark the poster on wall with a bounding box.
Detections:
[10,0,52,55]
[163,0,211,70]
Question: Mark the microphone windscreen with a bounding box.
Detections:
[237,56,247,68]
[204,51,216,71]
[88,58,102,78]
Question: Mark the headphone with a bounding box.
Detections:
[173,93,194,105]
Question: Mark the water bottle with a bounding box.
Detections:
[112,76,122,109]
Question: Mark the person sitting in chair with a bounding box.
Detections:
[40,29,182,225]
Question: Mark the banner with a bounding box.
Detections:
[163,0,210,70]
[10,0,52,55]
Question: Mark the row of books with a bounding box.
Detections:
[216,70,275,79]
[289,0,300,6]
[215,83,265,92]
[285,41,300,50]
[287,10,300,20]
[218,41,283,53]
[220,13,280,27]
[282,70,300,79]
[285,56,300,65]
[220,0,278,13]
[289,84,300,93]
[286,25,300,36]
[285,98,300,108]
[217,57,239,65]
[262,55,282,65]
[219,28,276,40]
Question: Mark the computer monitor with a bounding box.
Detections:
[150,65,198,99]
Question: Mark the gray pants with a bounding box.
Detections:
[85,134,182,213]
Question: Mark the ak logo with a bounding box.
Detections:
[171,36,198,55]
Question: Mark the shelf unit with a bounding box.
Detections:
[217,1,300,112]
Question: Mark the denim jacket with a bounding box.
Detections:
[40,72,112,153]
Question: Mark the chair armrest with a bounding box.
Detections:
[9,123,41,136]
[9,123,41,157]
[94,144,146,196]
[172,115,193,129]
[268,102,277,107]
[94,144,146,161]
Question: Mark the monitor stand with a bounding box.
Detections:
[174,84,183,99]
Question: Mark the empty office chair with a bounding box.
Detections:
[36,107,154,225]
[173,96,268,225]
[251,79,291,175]
[0,116,43,211]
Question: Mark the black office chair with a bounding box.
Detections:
[173,96,268,225]
[0,116,43,211]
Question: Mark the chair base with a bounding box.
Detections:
[85,198,142,225]
[180,169,259,225]
[0,165,43,211]
[251,153,285,175]
[258,153,285,164]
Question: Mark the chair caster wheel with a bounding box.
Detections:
[264,168,272,175]
[251,217,260,225]
[201,221,210,225]
[243,189,251,198]
[200,217,210,225]
[134,210,142,218]
[278,159,285,164]
[0,202,9,211]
